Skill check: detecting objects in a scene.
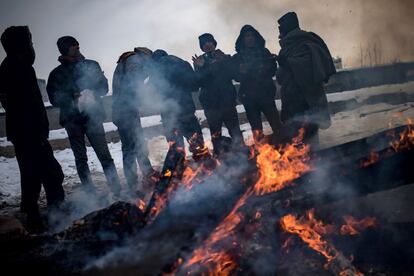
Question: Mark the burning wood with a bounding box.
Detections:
[145,139,220,223]
[7,125,414,275]
[340,216,376,236]
[181,128,312,274]
[359,120,414,168]
[280,209,374,276]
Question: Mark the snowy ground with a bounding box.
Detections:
[1,82,414,230]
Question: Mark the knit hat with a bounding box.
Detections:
[152,49,168,61]
[198,33,217,50]
[57,36,79,55]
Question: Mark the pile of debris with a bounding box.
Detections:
[2,123,414,275]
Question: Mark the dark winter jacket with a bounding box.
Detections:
[112,53,147,126]
[149,55,197,116]
[194,49,237,110]
[232,25,277,103]
[0,56,49,143]
[277,28,335,129]
[47,57,108,126]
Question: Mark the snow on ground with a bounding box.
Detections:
[2,81,413,148]
[1,82,414,209]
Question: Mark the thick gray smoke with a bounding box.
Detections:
[211,0,414,67]
[1,0,412,83]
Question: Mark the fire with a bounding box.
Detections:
[389,118,414,152]
[280,212,337,262]
[340,216,376,235]
[164,169,172,178]
[254,128,311,195]
[147,155,221,223]
[182,129,312,274]
[360,151,379,167]
[184,192,249,274]
[136,199,146,212]
[280,210,376,275]
[360,118,414,167]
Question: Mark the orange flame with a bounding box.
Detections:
[280,210,374,275]
[388,118,414,152]
[254,128,311,195]
[340,216,376,236]
[359,151,380,167]
[281,212,336,262]
[136,199,146,212]
[183,129,312,274]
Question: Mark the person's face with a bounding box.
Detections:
[202,41,216,53]
[67,44,81,57]
[244,31,256,48]
[20,29,36,64]
[278,26,285,41]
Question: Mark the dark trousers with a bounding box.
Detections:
[243,98,282,134]
[14,139,64,214]
[117,119,153,188]
[161,112,206,158]
[204,106,244,154]
[65,120,120,191]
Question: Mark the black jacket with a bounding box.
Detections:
[112,54,147,126]
[47,58,108,126]
[149,55,197,116]
[194,50,237,110]
[233,25,277,103]
[0,56,49,143]
[277,28,335,129]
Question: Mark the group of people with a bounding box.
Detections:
[0,12,336,232]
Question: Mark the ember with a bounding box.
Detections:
[182,129,312,274]
[280,209,376,276]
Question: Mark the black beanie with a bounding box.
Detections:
[57,36,79,55]
[198,33,217,50]
[277,12,300,36]
[152,49,168,61]
[1,26,32,55]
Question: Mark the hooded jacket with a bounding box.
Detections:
[47,57,108,126]
[112,52,147,126]
[0,26,49,143]
[277,28,335,129]
[0,56,49,143]
[232,25,277,103]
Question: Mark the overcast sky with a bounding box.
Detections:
[1,0,413,86]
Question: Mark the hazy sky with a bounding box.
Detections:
[1,0,413,86]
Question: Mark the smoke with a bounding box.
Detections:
[84,150,251,274]
[1,0,412,83]
[210,0,414,67]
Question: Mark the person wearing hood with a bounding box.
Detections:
[146,49,210,162]
[47,36,121,195]
[232,24,283,143]
[276,12,335,144]
[192,33,244,156]
[112,47,158,193]
[0,26,65,232]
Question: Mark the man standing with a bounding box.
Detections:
[193,33,244,156]
[147,49,210,162]
[276,12,336,144]
[47,36,121,195]
[0,26,65,231]
[232,25,283,144]
[112,47,157,192]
